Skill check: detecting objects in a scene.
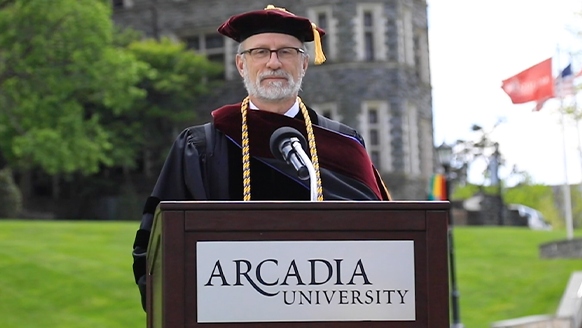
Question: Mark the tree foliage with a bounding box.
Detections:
[0,0,146,175]
[0,0,225,216]
[121,37,223,172]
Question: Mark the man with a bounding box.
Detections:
[132,5,391,310]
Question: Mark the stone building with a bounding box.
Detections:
[111,0,435,199]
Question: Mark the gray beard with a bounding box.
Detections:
[243,66,303,101]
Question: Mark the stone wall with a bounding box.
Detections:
[540,239,582,259]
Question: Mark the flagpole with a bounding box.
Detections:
[556,48,574,240]
[574,64,582,199]
[578,119,582,184]
[559,106,574,240]
[577,101,582,196]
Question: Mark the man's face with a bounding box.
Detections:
[236,33,309,101]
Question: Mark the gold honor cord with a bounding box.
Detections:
[240,97,252,201]
[239,96,323,201]
[298,97,323,201]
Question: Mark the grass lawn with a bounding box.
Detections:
[0,220,580,327]
[454,226,582,327]
[0,220,145,328]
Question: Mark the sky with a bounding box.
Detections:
[427,0,582,186]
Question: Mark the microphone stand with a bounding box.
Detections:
[291,141,318,202]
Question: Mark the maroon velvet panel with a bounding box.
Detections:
[212,104,382,199]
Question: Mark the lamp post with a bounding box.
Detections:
[436,143,464,328]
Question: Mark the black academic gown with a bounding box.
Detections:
[132,103,390,310]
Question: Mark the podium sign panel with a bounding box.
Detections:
[146,201,450,328]
[197,240,415,322]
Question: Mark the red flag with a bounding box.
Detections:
[501,58,554,104]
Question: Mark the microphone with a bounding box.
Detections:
[269,127,310,180]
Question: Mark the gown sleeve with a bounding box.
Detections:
[131,126,209,311]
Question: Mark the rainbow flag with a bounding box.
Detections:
[428,174,447,200]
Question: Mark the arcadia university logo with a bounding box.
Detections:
[203,258,409,306]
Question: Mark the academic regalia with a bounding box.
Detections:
[132,4,391,311]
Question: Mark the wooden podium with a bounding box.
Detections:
[146,201,450,327]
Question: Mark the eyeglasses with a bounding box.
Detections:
[239,47,305,61]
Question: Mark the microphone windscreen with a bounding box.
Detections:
[269,126,307,159]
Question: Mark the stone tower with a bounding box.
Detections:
[112,0,435,199]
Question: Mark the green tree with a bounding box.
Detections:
[0,0,146,175]
[123,37,223,177]
[56,34,224,215]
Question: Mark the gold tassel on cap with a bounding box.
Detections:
[311,22,326,65]
[264,4,326,65]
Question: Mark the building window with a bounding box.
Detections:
[205,34,224,49]
[184,32,226,80]
[371,151,380,167]
[185,36,199,50]
[368,108,378,124]
[403,8,414,66]
[112,0,124,8]
[308,6,337,62]
[414,35,421,79]
[312,102,341,122]
[370,129,379,145]
[185,33,225,62]
[359,101,391,172]
[402,101,420,175]
[317,13,329,56]
[112,0,132,8]
[413,31,430,83]
[355,4,387,62]
[363,12,374,61]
